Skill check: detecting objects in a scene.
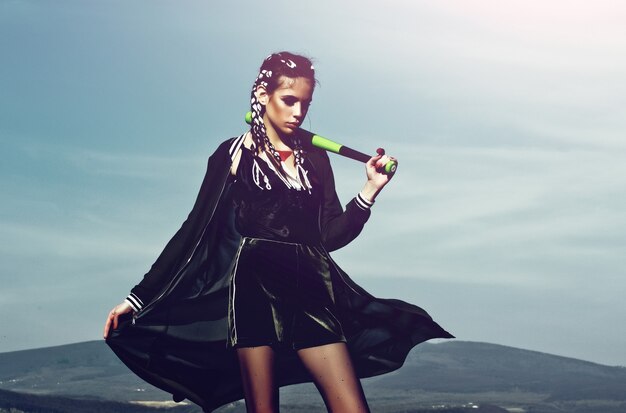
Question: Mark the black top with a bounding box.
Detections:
[232,146,322,245]
[127,134,375,310]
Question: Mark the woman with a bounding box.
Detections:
[104,51,453,413]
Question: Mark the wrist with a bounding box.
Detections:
[125,292,144,312]
[355,191,374,210]
[361,181,381,202]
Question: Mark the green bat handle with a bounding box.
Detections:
[244,111,397,175]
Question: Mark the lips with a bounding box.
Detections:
[286,122,300,128]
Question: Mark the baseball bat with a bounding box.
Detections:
[244,111,397,174]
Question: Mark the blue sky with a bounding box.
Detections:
[1,0,625,366]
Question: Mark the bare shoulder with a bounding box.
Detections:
[230,132,254,176]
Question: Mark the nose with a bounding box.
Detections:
[293,102,303,120]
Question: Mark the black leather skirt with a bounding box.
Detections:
[227,236,347,351]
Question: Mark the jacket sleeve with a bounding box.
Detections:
[125,141,230,312]
[318,150,375,252]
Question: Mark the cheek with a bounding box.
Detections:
[272,100,289,115]
[266,100,288,123]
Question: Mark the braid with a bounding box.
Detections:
[249,52,315,192]
[249,67,280,161]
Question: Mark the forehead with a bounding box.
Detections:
[274,76,314,97]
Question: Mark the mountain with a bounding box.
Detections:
[0,387,198,413]
[386,340,626,400]
[1,340,625,413]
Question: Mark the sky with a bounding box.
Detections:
[1,0,625,367]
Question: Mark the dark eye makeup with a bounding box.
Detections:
[282,96,298,105]
[281,96,313,108]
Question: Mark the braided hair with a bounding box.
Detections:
[249,51,316,192]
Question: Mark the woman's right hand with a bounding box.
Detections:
[103,301,133,339]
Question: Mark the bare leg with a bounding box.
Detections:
[236,345,280,413]
[296,342,370,413]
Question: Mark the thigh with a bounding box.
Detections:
[296,342,370,413]
[227,239,295,348]
[236,345,280,413]
[292,244,347,350]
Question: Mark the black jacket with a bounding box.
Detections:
[106,134,453,412]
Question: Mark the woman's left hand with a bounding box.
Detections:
[361,148,397,202]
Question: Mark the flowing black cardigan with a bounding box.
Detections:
[106,133,454,412]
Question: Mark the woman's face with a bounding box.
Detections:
[259,76,313,137]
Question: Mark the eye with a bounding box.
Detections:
[282,96,297,106]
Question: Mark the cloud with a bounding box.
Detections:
[13,138,205,180]
[332,142,626,294]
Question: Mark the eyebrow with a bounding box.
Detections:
[281,95,311,102]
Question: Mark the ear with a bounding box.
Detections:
[254,84,270,106]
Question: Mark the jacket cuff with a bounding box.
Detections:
[345,196,372,226]
[125,292,144,312]
[355,192,375,210]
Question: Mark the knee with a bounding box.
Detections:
[326,394,370,413]
[240,384,279,413]
[246,403,279,413]
[332,402,370,413]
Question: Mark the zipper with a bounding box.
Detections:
[134,138,242,322]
